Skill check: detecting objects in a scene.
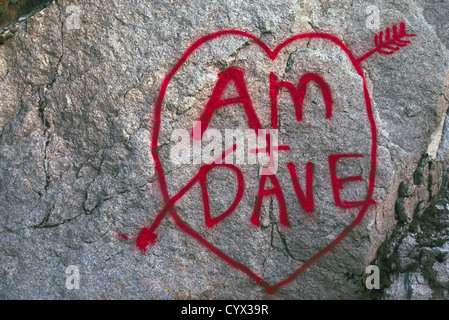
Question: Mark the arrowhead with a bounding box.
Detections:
[136,227,157,255]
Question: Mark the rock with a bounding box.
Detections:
[0,0,448,299]
[367,163,449,300]
[384,272,433,300]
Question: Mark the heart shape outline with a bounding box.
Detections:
[148,30,377,294]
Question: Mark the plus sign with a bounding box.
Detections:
[249,131,290,175]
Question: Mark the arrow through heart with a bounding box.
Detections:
[131,23,415,294]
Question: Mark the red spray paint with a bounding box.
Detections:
[130,22,415,294]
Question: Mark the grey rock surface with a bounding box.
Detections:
[0,0,448,299]
[367,157,449,300]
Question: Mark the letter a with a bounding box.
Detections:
[193,68,262,139]
[251,175,289,227]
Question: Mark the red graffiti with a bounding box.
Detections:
[359,22,415,62]
[251,173,289,227]
[192,67,262,139]
[287,162,315,214]
[129,22,415,294]
[199,163,245,228]
[328,154,376,209]
[136,227,156,255]
[116,233,129,241]
[270,72,333,128]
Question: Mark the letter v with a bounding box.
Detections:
[287,162,315,213]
